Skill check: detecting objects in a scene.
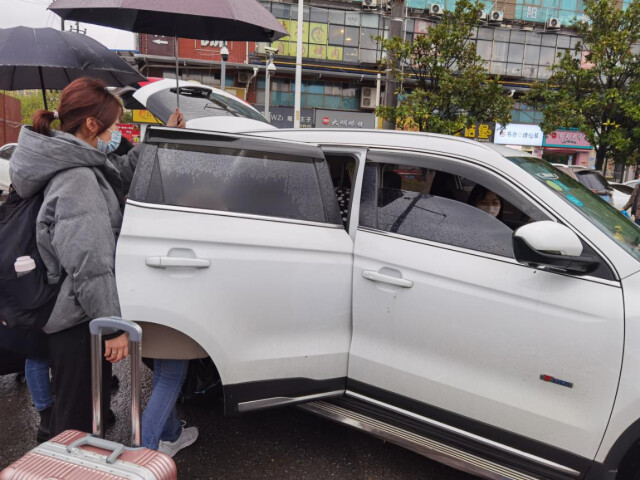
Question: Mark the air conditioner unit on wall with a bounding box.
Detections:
[489,10,504,22]
[547,17,561,29]
[428,4,444,15]
[360,87,377,110]
[255,42,268,55]
[237,71,251,84]
[478,10,488,21]
[362,0,378,10]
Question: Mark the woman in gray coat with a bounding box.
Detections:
[10,77,184,437]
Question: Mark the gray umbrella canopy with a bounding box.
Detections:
[49,0,288,41]
[0,26,146,91]
[49,0,288,108]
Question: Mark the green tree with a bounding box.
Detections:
[376,0,513,134]
[6,90,134,126]
[4,91,61,125]
[525,0,640,171]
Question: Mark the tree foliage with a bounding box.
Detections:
[376,0,513,134]
[5,91,61,126]
[525,0,640,170]
[6,90,133,126]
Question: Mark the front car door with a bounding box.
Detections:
[117,127,353,413]
[348,148,623,477]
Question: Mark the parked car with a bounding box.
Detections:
[116,127,640,480]
[132,79,275,132]
[552,164,614,205]
[0,143,16,202]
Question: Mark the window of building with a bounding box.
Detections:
[257,79,361,110]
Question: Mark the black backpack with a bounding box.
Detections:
[0,188,60,329]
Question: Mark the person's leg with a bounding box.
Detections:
[48,322,112,436]
[141,359,188,450]
[25,357,54,441]
[24,358,53,412]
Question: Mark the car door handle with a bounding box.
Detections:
[145,256,211,268]
[362,270,414,288]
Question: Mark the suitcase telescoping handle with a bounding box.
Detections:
[90,317,143,447]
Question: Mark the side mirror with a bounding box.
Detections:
[513,221,599,275]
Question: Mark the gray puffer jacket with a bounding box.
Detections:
[10,126,138,334]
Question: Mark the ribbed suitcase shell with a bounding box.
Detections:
[0,430,177,480]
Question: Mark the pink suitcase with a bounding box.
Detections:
[0,317,177,480]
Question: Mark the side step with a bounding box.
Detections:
[298,400,542,480]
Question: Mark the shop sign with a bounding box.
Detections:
[132,110,162,124]
[254,105,313,128]
[314,109,375,129]
[455,122,495,142]
[543,129,591,149]
[494,123,544,146]
[117,123,141,144]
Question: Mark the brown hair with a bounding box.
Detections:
[32,77,122,137]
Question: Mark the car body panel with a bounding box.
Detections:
[116,203,353,386]
[597,269,640,462]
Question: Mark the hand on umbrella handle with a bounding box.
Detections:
[167,108,185,128]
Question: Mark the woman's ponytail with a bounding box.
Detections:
[32,109,57,137]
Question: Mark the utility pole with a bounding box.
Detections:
[293,0,304,128]
[383,0,405,130]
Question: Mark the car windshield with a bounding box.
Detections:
[508,155,640,262]
[147,86,269,124]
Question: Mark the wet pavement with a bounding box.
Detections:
[0,360,476,480]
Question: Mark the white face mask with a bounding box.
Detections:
[478,205,500,217]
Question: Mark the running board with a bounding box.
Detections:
[298,400,542,480]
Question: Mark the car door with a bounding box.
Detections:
[116,128,353,413]
[348,149,623,474]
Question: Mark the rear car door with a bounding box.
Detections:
[117,127,353,413]
[348,149,623,476]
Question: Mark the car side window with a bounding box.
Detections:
[359,154,550,258]
[135,143,341,225]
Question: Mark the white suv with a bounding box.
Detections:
[116,126,640,480]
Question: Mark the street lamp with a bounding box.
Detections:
[264,56,277,123]
[220,44,229,91]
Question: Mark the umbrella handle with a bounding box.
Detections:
[39,67,48,111]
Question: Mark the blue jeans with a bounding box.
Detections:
[141,359,188,450]
[25,358,53,412]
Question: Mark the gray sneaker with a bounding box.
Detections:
[158,425,199,457]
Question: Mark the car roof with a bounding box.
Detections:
[246,128,530,161]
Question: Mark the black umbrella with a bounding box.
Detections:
[49,0,288,107]
[0,26,146,110]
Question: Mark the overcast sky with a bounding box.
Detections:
[2,0,135,50]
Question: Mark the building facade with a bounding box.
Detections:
[132,0,633,165]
